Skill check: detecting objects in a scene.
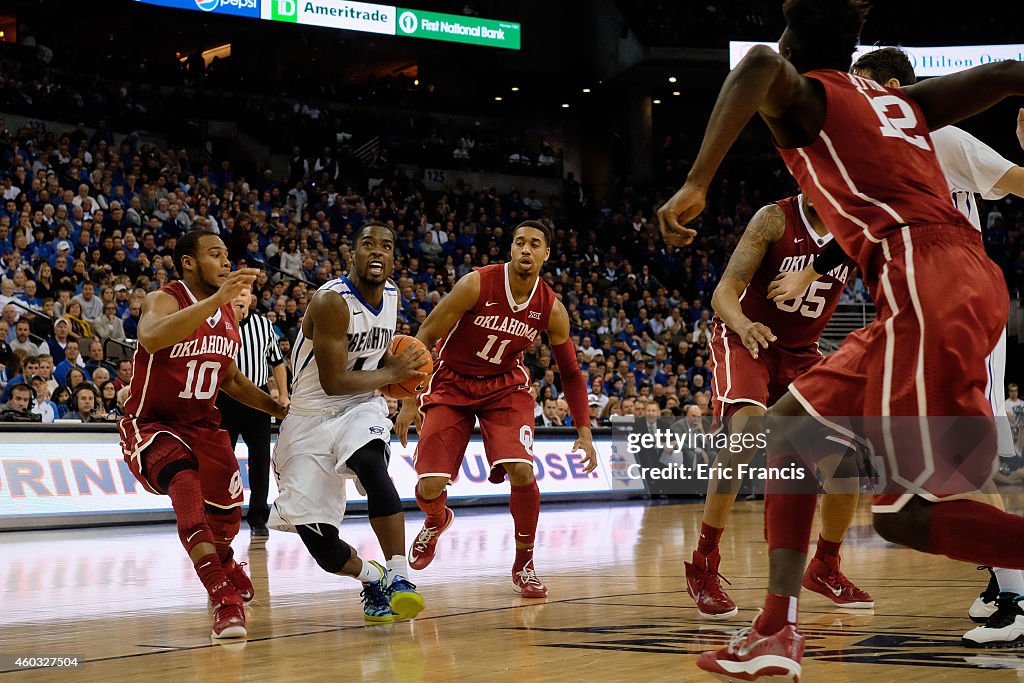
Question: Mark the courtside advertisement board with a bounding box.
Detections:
[0,432,617,528]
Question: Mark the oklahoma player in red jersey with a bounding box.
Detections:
[118,230,288,640]
[395,220,597,597]
[688,193,870,620]
[658,0,1024,678]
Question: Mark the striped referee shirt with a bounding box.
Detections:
[236,312,284,388]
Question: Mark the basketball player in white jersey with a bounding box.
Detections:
[771,46,1024,648]
[269,221,429,623]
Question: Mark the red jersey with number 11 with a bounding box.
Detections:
[437,263,556,377]
[123,281,240,427]
[716,195,855,351]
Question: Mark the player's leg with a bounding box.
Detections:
[409,403,474,569]
[142,435,246,639]
[803,445,873,608]
[687,403,764,618]
[347,440,425,620]
[480,386,547,597]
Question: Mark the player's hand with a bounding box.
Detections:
[271,401,289,421]
[385,345,430,383]
[215,268,260,305]
[767,267,817,303]
[657,183,704,247]
[1016,108,1024,152]
[573,427,598,474]
[395,400,422,447]
[738,320,775,359]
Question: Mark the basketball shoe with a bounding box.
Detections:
[963,592,1024,648]
[388,573,425,621]
[512,560,548,598]
[970,567,1000,622]
[696,618,804,681]
[362,562,396,624]
[408,508,455,570]
[211,591,247,639]
[685,548,738,619]
[801,556,873,608]
[223,553,254,603]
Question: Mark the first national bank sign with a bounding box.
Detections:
[133,0,521,50]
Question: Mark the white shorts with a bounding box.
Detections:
[268,401,392,532]
[986,327,1016,458]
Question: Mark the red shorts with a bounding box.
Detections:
[414,361,535,480]
[709,328,822,417]
[787,226,1007,511]
[118,416,243,510]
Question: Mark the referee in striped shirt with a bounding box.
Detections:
[219,291,290,538]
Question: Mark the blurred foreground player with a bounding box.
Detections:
[269,222,429,623]
[396,221,597,598]
[689,193,869,620]
[659,0,1024,678]
[118,231,288,639]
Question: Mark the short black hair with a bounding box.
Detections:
[513,220,552,247]
[173,229,219,276]
[354,220,397,244]
[784,0,870,70]
[852,47,917,85]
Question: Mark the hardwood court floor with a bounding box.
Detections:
[3,498,1024,681]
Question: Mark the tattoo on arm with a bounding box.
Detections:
[721,205,786,286]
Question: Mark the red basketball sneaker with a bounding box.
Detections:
[512,560,548,598]
[408,508,455,570]
[211,594,247,640]
[696,620,804,681]
[801,556,873,608]
[223,555,254,603]
[685,549,738,619]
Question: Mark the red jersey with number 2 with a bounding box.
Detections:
[718,195,855,350]
[437,263,556,377]
[123,281,241,427]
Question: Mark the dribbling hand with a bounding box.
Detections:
[657,183,704,247]
[386,345,430,383]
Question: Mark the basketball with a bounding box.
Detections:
[382,334,433,399]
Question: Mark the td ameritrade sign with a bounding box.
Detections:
[269,0,396,35]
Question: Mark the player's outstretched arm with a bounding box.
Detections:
[308,290,426,396]
[136,268,259,353]
[712,204,782,358]
[221,362,289,420]
[905,61,1024,131]
[658,45,811,247]
[547,300,596,474]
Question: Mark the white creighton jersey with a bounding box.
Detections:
[289,276,397,415]
[931,125,1015,230]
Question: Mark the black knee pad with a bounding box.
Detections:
[296,523,353,574]
[347,441,402,519]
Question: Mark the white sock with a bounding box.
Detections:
[355,560,384,584]
[994,567,1024,595]
[387,555,409,580]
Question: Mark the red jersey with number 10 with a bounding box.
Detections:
[123,281,241,427]
[777,70,968,292]
[437,263,556,377]
[715,195,856,351]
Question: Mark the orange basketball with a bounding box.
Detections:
[382,334,433,399]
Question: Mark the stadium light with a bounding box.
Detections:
[668,76,677,83]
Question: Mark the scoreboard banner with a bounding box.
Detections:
[0,430,627,529]
[133,0,521,50]
[729,41,1024,77]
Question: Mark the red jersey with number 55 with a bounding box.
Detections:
[713,195,855,351]
[123,281,241,427]
[437,263,556,377]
